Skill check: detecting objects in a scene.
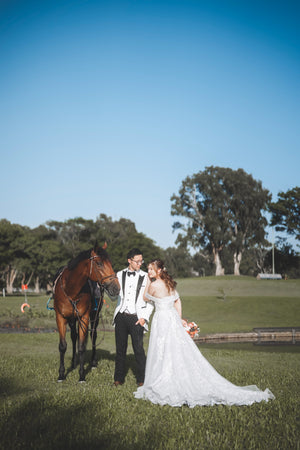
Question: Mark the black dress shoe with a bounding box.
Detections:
[114,381,124,386]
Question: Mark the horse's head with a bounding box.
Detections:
[89,243,120,297]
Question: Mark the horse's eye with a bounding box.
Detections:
[96,260,103,268]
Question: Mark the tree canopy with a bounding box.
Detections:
[269,187,300,244]
[1,176,299,291]
[171,166,271,275]
[0,215,167,292]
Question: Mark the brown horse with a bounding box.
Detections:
[53,243,120,382]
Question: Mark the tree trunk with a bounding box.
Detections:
[256,247,268,273]
[233,251,242,276]
[213,248,224,276]
[27,271,34,286]
[34,276,40,293]
[6,266,18,294]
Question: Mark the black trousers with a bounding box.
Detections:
[114,312,146,384]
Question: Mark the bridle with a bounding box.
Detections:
[89,255,118,288]
[88,255,118,341]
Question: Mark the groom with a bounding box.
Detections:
[113,248,154,386]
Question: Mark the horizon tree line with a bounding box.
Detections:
[0,167,299,293]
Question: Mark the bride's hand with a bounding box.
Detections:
[181,319,188,327]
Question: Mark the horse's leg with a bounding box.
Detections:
[57,315,67,382]
[78,313,89,382]
[90,309,99,368]
[69,318,77,369]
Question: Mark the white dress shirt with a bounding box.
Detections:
[120,270,139,314]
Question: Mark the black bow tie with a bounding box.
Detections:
[127,271,136,277]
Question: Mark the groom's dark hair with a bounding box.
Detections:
[127,248,142,259]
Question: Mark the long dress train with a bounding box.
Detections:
[134,293,275,408]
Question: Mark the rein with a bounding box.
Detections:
[89,283,105,344]
[88,256,117,340]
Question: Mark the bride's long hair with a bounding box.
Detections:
[149,259,177,293]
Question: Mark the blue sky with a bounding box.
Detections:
[0,0,299,250]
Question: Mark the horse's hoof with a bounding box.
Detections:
[57,378,64,383]
[79,379,86,384]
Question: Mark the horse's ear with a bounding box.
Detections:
[102,241,107,250]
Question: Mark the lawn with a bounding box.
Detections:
[1,276,299,334]
[0,277,299,449]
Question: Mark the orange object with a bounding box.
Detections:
[21,303,30,313]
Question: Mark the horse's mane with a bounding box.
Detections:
[67,247,110,271]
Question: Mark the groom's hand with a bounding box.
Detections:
[135,318,146,327]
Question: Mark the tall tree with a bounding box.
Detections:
[171,166,270,275]
[223,168,271,275]
[171,167,231,275]
[269,187,300,246]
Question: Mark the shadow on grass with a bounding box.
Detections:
[59,349,139,383]
[0,375,34,397]
[57,348,114,381]
[0,398,147,450]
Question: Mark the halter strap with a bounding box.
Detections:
[89,256,117,286]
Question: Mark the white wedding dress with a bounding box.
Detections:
[134,293,275,408]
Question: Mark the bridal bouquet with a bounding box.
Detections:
[183,320,200,339]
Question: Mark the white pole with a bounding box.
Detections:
[272,228,275,275]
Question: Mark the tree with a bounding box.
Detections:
[223,168,271,275]
[0,219,29,293]
[171,167,230,275]
[0,220,27,292]
[0,214,168,293]
[48,214,164,273]
[94,214,163,271]
[265,243,300,279]
[163,246,193,278]
[18,225,67,292]
[46,217,95,258]
[192,250,214,277]
[171,166,270,276]
[269,187,300,246]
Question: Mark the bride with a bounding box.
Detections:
[134,259,275,408]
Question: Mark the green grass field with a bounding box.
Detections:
[0,277,299,449]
